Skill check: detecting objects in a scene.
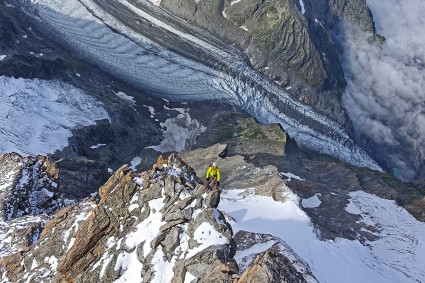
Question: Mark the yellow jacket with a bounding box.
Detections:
[206,166,220,182]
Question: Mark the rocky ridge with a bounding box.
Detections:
[0,140,425,282]
[0,152,315,282]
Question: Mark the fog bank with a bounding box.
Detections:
[342,0,425,179]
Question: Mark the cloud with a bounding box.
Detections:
[341,0,425,178]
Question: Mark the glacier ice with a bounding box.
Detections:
[21,0,381,171]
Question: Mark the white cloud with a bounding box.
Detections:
[341,0,425,178]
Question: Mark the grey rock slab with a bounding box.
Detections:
[205,190,221,208]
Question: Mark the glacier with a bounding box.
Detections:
[20,0,381,171]
[0,76,109,156]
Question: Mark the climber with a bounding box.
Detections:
[205,162,221,189]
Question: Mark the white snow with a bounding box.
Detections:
[128,192,139,212]
[0,216,44,258]
[148,112,206,152]
[0,76,109,156]
[299,0,305,14]
[280,172,304,181]
[186,222,229,258]
[125,198,165,257]
[31,259,39,269]
[115,91,136,106]
[0,167,20,191]
[90,143,106,149]
[46,256,58,271]
[345,191,425,280]
[151,247,175,283]
[144,105,156,118]
[0,55,6,61]
[113,249,144,283]
[239,26,249,31]
[301,193,321,208]
[133,177,143,186]
[42,188,54,198]
[148,0,161,6]
[130,157,142,171]
[184,271,197,283]
[219,188,425,283]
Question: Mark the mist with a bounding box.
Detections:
[341,0,425,179]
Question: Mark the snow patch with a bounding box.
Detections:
[184,271,197,283]
[144,105,156,118]
[115,91,136,106]
[130,157,142,171]
[301,194,321,208]
[125,198,166,257]
[148,0,161,6]
[0,55,6,61]
[280,172,304,181]
[0,76,109,156]
[345,191,425,281]
[186,222,228,258]
[299,0,305,14]
[234,240,276,271]
[151,247,175,283]
[90,143,106,149]
[113,249,144,283]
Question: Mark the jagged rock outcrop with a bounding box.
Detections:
[234,231,318,283]
[0,154,239,282]
[0,153,65,259]
[0,153,63,220]
[1,143,424,282]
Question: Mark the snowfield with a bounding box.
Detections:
[219,188,425,283]
[0,76,109,156]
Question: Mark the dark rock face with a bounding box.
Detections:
[0,153,65,258]
[0,153,64,221]
[47,156,108,201]
[0,6,17,49]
